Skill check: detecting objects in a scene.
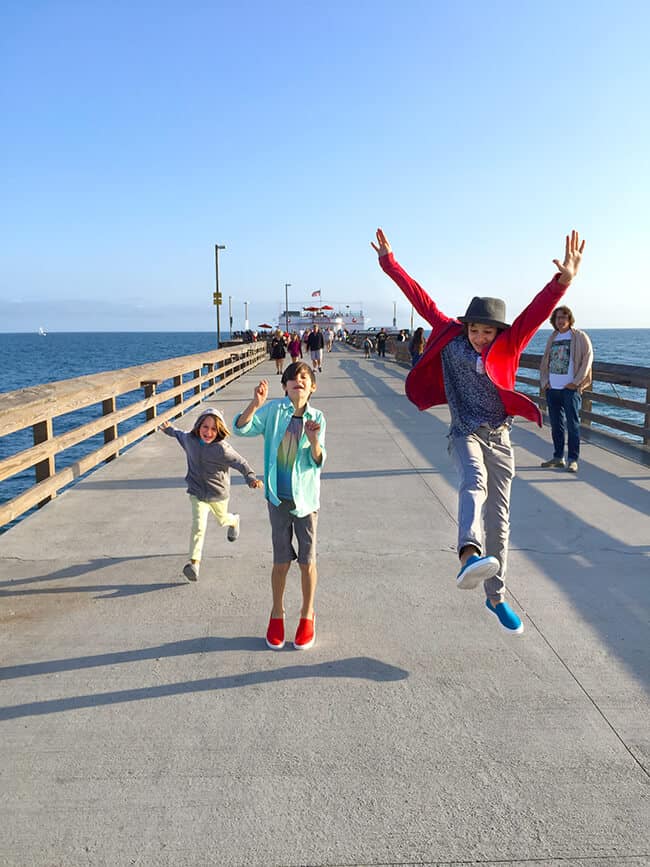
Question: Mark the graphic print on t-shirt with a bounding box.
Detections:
[549,338,571,375]
[276,416,303,501]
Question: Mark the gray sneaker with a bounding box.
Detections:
[541,457,566,468]
[227,515,240,542]
[183,562,199,582]
[567,460,578,473]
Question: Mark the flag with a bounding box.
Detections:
[311,290,321,297]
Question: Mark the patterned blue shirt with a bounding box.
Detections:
[441,335,508,436]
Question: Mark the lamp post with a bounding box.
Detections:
[393,301,397,328]
[228,295,233,338]
[214,243,226,347]
[244,301,249,331]
[284,283,291,334]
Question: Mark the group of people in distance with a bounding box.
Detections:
[161,227,591,647]
[269,325,332,377]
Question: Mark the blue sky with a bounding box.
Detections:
[2,0,649,332]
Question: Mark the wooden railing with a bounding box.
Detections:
[0,342,267,529]
[346,333,650,450]
[517,352,650,447]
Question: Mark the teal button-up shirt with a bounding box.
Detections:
[233,398,326,517]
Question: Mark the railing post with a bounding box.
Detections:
[173,375,182,418]
[142,381,158,433]
[102,397,119,461]
[581,391,592,429]
[33,418,55,507]
[206,363,215,392]
[645,386,650,446]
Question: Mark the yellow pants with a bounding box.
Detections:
[189,496,238,562]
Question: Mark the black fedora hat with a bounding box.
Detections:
[458,296,509,329]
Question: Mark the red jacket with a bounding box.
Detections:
[379,253,569,426]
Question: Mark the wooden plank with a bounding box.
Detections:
[579,410,649,439]
[0,358,252,484]
[0,349,267,525]
[0,345,259,438]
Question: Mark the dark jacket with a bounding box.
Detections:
[306,330,325,350]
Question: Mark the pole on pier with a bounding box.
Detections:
[284,283,291,334]
[214,243,226,348]
[229,295,233,338]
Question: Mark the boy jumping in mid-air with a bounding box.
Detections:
[372,228,585,635]
[234,362,326,650]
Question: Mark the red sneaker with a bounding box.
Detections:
[293,615,315,650]
[265,617,285,650]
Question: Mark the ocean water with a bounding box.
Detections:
[520,329,649,438]
[1,330,648,531]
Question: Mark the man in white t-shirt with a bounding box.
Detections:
[539,306,593,473]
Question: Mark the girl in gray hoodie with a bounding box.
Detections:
[161,407,262,582]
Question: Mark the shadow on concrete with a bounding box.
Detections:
[0,657,409,721]
[322,468,442,480]
[514,425,650,518]
[79,476,253,491]
[78,477,186,491]
[0,636,270,680]
[338,359,650,690]
[0,556,184,599]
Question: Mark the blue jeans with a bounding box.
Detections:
[546,388,582,462]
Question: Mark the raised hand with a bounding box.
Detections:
[253,379,269,407]
[370,228,392,258]
[304,419,321,444]
[553,230,586,285]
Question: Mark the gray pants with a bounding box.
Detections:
[449,426,515,603]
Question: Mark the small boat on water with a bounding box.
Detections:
[38,326,47,336]
[276,302,367,333]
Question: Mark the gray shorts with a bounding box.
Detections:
[267,500,318,564]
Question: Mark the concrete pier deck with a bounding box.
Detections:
[1,344,649,867]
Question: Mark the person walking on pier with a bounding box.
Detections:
[409,327,426,367]
[371,227,586,635]
[376,328,388,357]
[539,306,593,473]
[287,332,303,364]
[161,408,263,582]
[270,330,287,376]
[234,361,326,651]
[306,324,325,372]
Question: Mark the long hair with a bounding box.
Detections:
[191,411,230,441]
[411,327,425,353]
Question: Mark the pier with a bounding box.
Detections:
[1,343,649,866]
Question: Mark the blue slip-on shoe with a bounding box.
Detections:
[485,598,524,634]
[456,554,500,590]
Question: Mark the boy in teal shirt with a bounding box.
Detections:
[234,361,326,650]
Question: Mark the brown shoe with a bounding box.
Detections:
[541,457,566,468]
